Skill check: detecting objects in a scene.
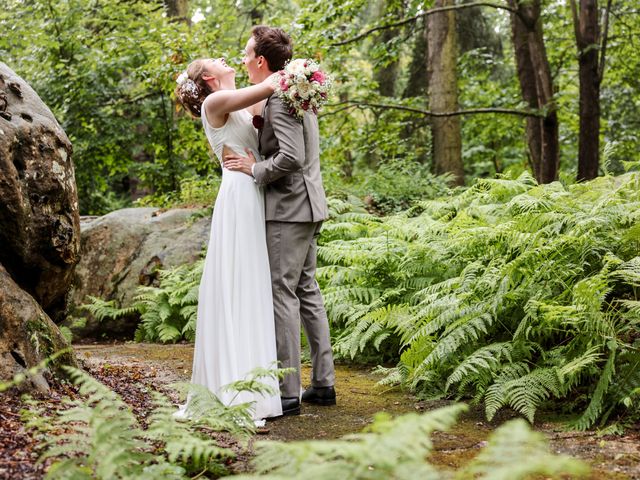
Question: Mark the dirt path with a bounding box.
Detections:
[74,341,640,479]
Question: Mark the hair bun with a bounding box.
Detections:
[174,60,213,118]
[179,79,201,99]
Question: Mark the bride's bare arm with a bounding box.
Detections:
[203,77,275,121]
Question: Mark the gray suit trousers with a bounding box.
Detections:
[266,220,335,398]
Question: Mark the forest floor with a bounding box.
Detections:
[2,341,639,479]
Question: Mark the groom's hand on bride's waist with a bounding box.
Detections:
[223,148,256,176]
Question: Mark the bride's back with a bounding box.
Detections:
[201,108,260,171]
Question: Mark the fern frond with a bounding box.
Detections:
[459,419,589,479]
[485,368,564,423]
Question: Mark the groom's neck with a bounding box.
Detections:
[254,70,274,84]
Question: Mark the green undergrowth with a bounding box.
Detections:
[6,364,589,480]
[235,404,588,480]
[18,365,283,479]
[318,171,640,430]
[83,171,640,430]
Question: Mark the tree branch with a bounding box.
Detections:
[324,100,545,118]
[330,2,517,47]
[599,0,613,84]
[569,0,581,46]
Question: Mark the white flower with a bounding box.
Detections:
[274,58,332,118]
[287,59,307,76]
[176,72,188,86]
[296,81,311,99]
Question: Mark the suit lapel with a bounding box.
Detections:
[258,95,272,152]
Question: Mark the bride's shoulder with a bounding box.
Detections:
[202,94,228,128]
[202,92,219,113]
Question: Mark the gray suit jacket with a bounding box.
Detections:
[253,95,329,223]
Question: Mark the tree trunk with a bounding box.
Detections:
[403,17,428,99]
[573,0,601,181]
[401,18,430,164]
[163,0,189,194]
[163,0,190,24]
[508,0,559,184]
[374,0,402,97]
[510,6,542,179]
[428,0,464,185]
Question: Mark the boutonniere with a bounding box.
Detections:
[252,115,265,130]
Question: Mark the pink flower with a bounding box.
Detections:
[280,79,289,91]
[311,71,326,83]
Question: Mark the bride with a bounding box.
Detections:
[173,57,282,422]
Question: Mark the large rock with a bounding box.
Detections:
[0,63,79,388]
[0,63,80,322]
[67,207,211,339]
[0,264,77,393]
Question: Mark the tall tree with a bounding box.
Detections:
[403,17,428,99]
[508,0,559,183]
[428,0,464,185]
[571,0,611,181]
[163,0,190,23]
[374,0,403,97]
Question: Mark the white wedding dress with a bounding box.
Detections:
[174,107,282,423]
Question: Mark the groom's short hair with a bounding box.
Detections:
[251,26,292,72]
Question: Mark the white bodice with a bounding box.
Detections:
[201,108,259,165]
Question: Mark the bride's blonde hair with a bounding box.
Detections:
[175,59,214,118]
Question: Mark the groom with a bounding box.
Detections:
[224,25,336,416]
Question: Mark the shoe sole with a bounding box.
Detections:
[282,406,301,416]
[301,398,336,406]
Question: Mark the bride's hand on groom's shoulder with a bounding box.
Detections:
[262,73,281,92]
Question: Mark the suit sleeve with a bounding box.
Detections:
[252,96,305,186]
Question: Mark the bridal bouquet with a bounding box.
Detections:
[273,59,332,118]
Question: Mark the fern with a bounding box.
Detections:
[457,419,589,479]
[25,365,270,479]
[239,404,467,480]
[34,366,164,479]
[445,342,515,392]
[80,295,138,322]
[319,172,640,427]
[232,404,588,480]
[144,391,234,473]
[571,348,616,430]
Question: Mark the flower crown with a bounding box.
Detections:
[176,71,200,97]
[176,72,188,86]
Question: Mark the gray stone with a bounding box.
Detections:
[0,264,78,392]
[0,62,80,321]
[68,207,211,339]
[0,63,79,387]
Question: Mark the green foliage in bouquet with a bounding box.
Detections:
[318,172,640,428]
